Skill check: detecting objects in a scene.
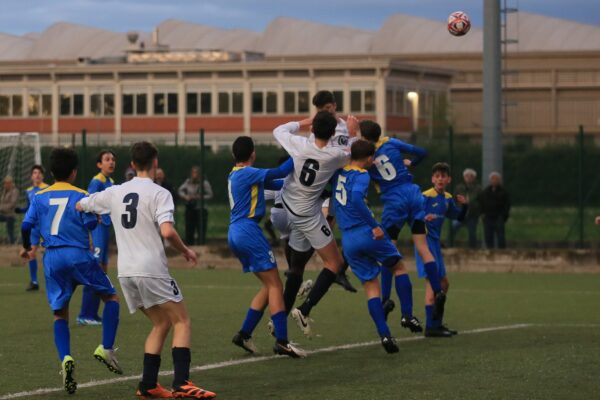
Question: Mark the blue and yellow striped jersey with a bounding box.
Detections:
[422,187,463,241]
[23,182,49,211]
[23,182,97,249]
[333,165,379,230]
[89,173,114,225]
[228,166,269,224]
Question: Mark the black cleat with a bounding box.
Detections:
[383,299,395,321]
[440,324,458,335]
[425,326,453,338]
[433,291,447,321]
[273,340,307,358]
[26,282,39,291]
[232,332,257,354]
[334,271,357,293]
[380,336,399,354]
[401,315,423,333]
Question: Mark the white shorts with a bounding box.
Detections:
[270,207,291,240]
[285,206,334,252]
[119,276,184,314]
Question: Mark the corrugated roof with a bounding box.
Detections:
[0,12,598,62]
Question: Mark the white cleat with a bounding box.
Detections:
[296,279,314,300]
[291,308,312,337]
[93,345,123,374]
[273,341,307,358]
[232,332,258,354]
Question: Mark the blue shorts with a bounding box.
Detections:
[342,225,402,284]
[91,223,110,265]
[44,247,116,311]
[381,183,426,236]
[228,220,276,273]
[415,236,446,279]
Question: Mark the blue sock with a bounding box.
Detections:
[380,267,393,302]
[28,259,38,284]
[424,262,442,293]
[394,274,413,317]
[54,319,71,361]
[80,286,101,320]
[425,305,440,328]
[367,297,391,337]
[271,311,288,342]
[102,300,119,349]
[240,308,264,336]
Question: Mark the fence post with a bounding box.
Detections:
[448,125,455,246]
[577,125,584,249]
[80,129,87,188]
[199,128,206,245]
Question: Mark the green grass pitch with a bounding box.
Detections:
[0,267,599,399]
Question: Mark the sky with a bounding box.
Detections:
[0,0,598,35]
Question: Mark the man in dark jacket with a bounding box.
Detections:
[452,168,483,248]
[479,172,510,249]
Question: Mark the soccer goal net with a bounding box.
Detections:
[0,133,42,205]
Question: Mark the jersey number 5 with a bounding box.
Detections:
[375,155,397,181]
[335,175,347,206]
[122,193,139,229]
[299,159,319,187]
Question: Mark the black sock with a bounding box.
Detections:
[284,273,303,315]
[284,242,292,267]
[140,353,161,391]
[339,257,350,275]
[172,347,191,388]
[298,268,337,317]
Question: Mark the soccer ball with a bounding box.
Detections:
[447,11,471,36]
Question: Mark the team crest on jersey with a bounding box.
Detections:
[336,136,349,146]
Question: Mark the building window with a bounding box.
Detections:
[152,92,177,115]
[333,90,344,112]
[0,96,9,116]
[154,93,165,114]
[60,93,84,116]
[123,93,147,115]
[28,94,40,116]
[167,93,178,115]
[186,92,212,115]
[0,94,26,117]
[350,91,362,113]
[252,90,278,114]
[186,93,198,114]
[12,95,22,116]
[42,95,52,116]
[91,93,114,116]
[200,92,211,114]
[283,90,309,114]
[350,90,375,113]
[218,91,243,114]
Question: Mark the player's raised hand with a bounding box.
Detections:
[75,201,83,212]
[456,194,467,204]
[346,115,359,137]
[403,159,412,167]
[372,226,385,240]
[183,247,198,266]
[595,216,600,225]
[424,214,436,222]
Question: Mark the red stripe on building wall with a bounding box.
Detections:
[59,118,115,133]
[122,117,177,133]
[186,117,243,132]
[0,119,52,133]
[386,116,412,132]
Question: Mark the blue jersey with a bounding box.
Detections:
[89,173,113,226]
[422,188,465,241]
[24,183,49,211]
[228,166,269,224]
[23,182,97,249]
[368,137,426,203]
[333,165,379,231]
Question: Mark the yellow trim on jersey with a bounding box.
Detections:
[248,184,258,218]
[423,187,453,199]
[374,136,390,151]
[444,191,453,199]
[109,177,114,184]
[37,182,88,195]
[26,186,33,191]
[231,166,247,172]
[93,173,107,183]
[39,182,49,189]
[343,165,367,173]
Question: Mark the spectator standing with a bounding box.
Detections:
[479,172,511,249]
[179,166,213,244]
[452,168,483,248]
[0,176,19,244]
[155,168,176,204]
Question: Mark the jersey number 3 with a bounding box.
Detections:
[121,193,139,229]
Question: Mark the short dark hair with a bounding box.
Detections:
[312,90,336,109]
[359,120,382,142]
[351,140,375,161]
[50,148,78,181]
[312,111,337,141]
[31,164,44,175]
[130,141,158,171]
[96,149,116,164]
[432,162,451,176]
[232,136,254,163]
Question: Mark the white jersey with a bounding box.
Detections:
[79,177,174,279]
[273,121,349,217]
[309,118,350,148]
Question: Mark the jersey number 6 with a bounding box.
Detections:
[121,193,139,229]
[299,159,320,187]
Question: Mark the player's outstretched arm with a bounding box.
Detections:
[160,222,197,265]
[77,189,113,215]
[265,157,294,181]
[389,139,427,167]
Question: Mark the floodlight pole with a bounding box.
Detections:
[482,0,503,181]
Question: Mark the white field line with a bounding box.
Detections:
[0,323,532,399]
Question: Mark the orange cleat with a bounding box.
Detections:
[136,383,174,399]
[172,381,216,399]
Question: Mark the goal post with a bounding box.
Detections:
[0,132,42,205]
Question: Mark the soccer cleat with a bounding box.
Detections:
[380,336,399,354]
[61,355,77,394]
[232,332,257,354]
[433,291,447,321]
[267,320,275,337]
[401,315,423,333]
[290,308,312,337]
[77,317,102,326]
[440,324,458,335]
[425,326,454,338]
[25,282,39,291]
[136,383,174,399]
[296,279,313,300]
[93,345,123,374]
[383,299,395,321]
[334,272,357,293]
[273,341,307,358]
[172,380,216,399]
